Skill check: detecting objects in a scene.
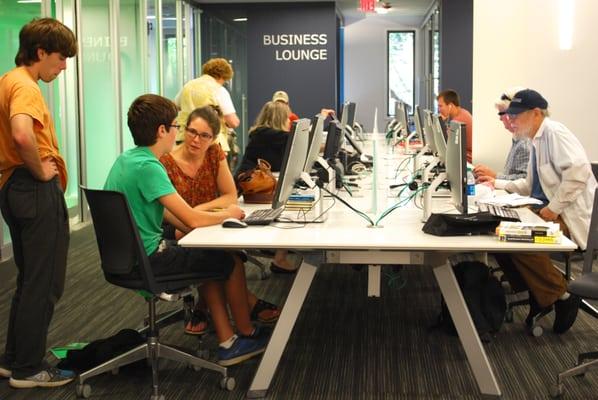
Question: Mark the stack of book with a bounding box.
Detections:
[496,221,562,244]
[285,193,316,211]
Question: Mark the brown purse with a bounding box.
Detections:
[237,159,277,204]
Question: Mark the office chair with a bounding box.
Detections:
[560,163,598,318]
[550,187,598,397]
[76,188,234,400]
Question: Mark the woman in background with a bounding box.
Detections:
[236,101,302,273]
[161,106,280,334]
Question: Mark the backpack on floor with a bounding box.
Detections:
[433,261,506,342]
[57,329,145,372]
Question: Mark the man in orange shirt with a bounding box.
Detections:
[437,89,473,163]
[0,18,77,389]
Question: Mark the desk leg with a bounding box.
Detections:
[433,263,501,398]
[247,259,317,399]
[367,264,381,297]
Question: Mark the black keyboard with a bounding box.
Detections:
[478,203,521,221]
[244,207,284,226]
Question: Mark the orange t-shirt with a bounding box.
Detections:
[0,67,67,190]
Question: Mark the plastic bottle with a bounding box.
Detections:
[466,165,476,197]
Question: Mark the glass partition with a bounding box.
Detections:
[80,0,119,189]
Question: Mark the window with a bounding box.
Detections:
[387,30,415,116]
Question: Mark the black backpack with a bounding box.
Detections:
[433,261,506,343]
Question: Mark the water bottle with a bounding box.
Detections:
[466,166,476,200]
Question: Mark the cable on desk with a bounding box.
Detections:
[375,186,427,225]
[321,186,375,226]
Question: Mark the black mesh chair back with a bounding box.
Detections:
[78,187,232,397]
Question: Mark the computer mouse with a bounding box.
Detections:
[222,218,248,228]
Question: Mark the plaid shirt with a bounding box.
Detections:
[497,138,530,180]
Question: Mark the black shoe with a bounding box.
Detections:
[553,294,581,334]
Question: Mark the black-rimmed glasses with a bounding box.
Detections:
[185,127,214,141]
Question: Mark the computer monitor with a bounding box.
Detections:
[323,121,343,160]
[344,130,365,156]
[414,105,426,146]
[445,120,468,214]
[394,101,409,137]
[303,114,325,173]
[339,101,356,132]
[431,114,447,164]
[422,110,438,155]
[272,118,311,209]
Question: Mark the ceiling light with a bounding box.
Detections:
[233,18,247,22]
[375,1,392,14]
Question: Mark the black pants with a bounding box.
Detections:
[0,168,70,378]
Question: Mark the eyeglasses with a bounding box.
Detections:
[497,111,506,116]
[169,124,181,130]
[185,127,214,141]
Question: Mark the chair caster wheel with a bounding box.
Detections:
[530,324,543,337]
[220,376,236,391]
[76,383,91,398]
[550,383,564,397]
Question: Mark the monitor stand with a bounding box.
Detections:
[422,172,447,222]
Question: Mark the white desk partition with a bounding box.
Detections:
[178,137,577,399]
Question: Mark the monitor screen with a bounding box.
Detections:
[432,114,447,164]
[344,130,364,156]
[446,120,468,214]
[323,121,343,160]
[414,105,426,146]
[394,101,409,137]
[422,110,438,155]
[341,101,356,129]
[272,118,311,209]
[303,114,325,173]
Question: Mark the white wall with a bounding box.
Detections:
[473,0,598,171]
[343,16,422,131]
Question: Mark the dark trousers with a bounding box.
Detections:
[0,168,70,378]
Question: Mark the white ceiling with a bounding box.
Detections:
[193,0,437,26]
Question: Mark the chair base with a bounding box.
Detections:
[551,352,598,397]
[76,336,229,398]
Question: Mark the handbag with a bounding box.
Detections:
[236,159,277,204]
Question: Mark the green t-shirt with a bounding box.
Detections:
[104,147,176,255]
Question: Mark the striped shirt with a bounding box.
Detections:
[497,138,530,180]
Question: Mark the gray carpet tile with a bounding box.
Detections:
[0,225,597,399]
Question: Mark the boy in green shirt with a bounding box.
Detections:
[105,94,268,366]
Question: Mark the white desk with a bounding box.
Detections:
[179,139,577,399]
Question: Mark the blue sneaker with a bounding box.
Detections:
[217,336,268,366]
[9,367,75,388]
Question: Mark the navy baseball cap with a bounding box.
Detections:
[505,89,548,115]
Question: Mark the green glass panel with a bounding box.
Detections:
[80,0,119,189]
[120,0,146,151]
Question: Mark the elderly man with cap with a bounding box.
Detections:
[474,86,530,183]
[490,89,597,334]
